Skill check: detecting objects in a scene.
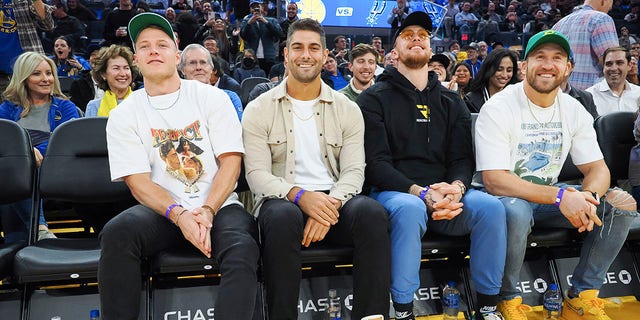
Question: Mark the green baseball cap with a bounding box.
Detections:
[128,12,176,45]
[523,30,573,61]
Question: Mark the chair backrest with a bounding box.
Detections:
[240,77,270,106]
[39,118,133,203]
[0,119,35,204]
[58,77,74,97]
[595,111,636,181]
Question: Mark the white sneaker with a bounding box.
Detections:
[38,229,57,240]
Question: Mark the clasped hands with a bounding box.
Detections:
[293,190,341,247]
[174,207,215,258]
[558,187,602,233]
[414,182,465,221]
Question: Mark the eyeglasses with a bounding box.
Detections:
[398,29,431,41]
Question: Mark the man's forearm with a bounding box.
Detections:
[482,170,560,204]
[203,153,242,213]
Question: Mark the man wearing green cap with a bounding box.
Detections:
[476,30,637,320]
[99,13,260,320]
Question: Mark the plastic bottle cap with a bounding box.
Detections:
[549,283,558,291]
[447,281,456,287]
[90,309,100,318]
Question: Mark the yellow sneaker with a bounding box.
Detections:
[562,290,611,320]
[497,297,532,320]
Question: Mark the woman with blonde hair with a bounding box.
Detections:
[85,45,138,117]
[0,52,79,242]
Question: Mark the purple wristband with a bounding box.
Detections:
[165,203,182,220]
[293,189,306,205]
[419,187,430,200]
[554,189,564,207]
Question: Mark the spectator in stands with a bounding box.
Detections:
[45,1,86,53]
[212,56,241,95]
[545,0,562,16]
[202,36,231,75]
[357,12,507,320]
[449,40,461,55]
[102,0,136,49]
[85,45,137,117]
[552,0,619,90]
[455,1,479,38]
[371,36,386,64]
[628,56,639,85]
[624,4,638,22]
[233,48,266,83]
[464,43,482,77]
[388,0,412,44]
[70,49,104,112]
[179,44,243,119]
[631,42,640,60]
[428,53,455,90]
[490,0,506,15]
[384,51,398,68]
[619,26,637,51]
[66,0,96,23]
[475,30,637,320]
[586,47,640,115]
[523,9,548,34]
[240,0,283,75]
[339,44,378,101]
[509,0,525,16]
[268,41,286,81]
[100,13,259,320]
[443,0,459,41]
[477,41,489,61]
[465,48,519,113]
[195,1,213,25]
[0,0,54,89]
[164,7,177,25]
[175,12,200,50]
[323,52,350,90]
[50,36,91,78]
[560,59,599,119]
[0,52,79,243]
[171,0,191,11]
[242,17,390,320]
[331,35,350,66]
[135,1,150,13]
[279,1,298,42]
[451,62,473,98]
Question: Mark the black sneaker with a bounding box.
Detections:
[394,310,415,320]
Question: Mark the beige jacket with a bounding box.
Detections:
[242,78,365,215]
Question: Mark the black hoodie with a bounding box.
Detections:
[356,67,474,193]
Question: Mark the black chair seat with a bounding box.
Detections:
[0,241,25,279]
[152,245,218,275]
[301,244,354,265]
[13,238,100,283]
[527,228,573,248]
[421,233,469,255]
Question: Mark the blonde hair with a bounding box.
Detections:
[3,52,67,118]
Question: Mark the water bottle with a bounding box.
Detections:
[442,281,460,320]
[90,309,100,320]
[327,289,342,320]
[543,283,562,320]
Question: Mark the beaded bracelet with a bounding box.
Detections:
[165,203,182,220]
[554,188,565,207]
[294,189,306,205]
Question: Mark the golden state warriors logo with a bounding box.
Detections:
[297,0,326,23]
[0,7,17,33]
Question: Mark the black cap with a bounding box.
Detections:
[394,11,433,39]
[430,53,450,69]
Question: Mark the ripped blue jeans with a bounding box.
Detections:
[499,185,638,300]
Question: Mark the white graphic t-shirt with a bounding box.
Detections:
[475,82,602,186]
[107,79,243,209]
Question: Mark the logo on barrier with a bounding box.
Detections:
[164,308,214,320]
[336,7,353,16]
[415,287,441,300]
[516,278,547,294]
[566,270,634,286]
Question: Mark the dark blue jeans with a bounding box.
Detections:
[258,195,391,320]
[0,199,46,243]
[98,204,259,320]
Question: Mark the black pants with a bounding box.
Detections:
[98,204,259,320]
[258,195,391,320]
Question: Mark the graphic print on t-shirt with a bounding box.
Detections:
[515,121,563,186]
[152,120,206,194]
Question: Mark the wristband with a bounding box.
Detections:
[554,188,564,207]
[165,203,182,220]
[419,187,430,200]
[293,189,306,205]
[175,209,188,225]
